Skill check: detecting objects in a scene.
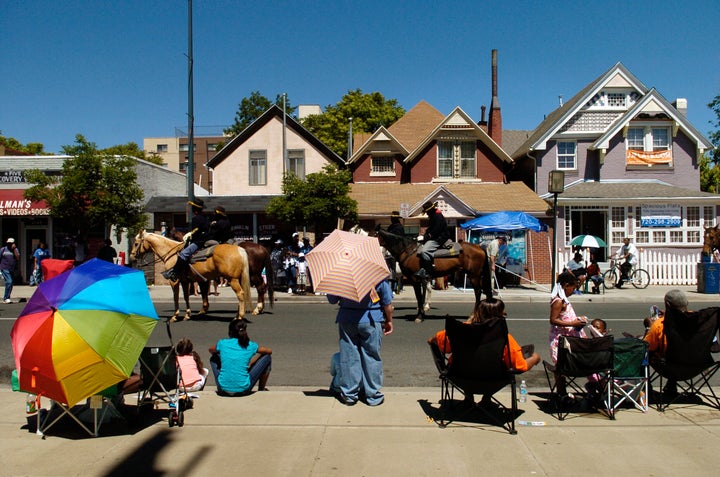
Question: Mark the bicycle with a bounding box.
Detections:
[603,258,650,289]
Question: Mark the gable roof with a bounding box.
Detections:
[404,106,513,165]
[512,62,648,158]
[207,104,344,168]
[386,100,445,152]
[346,126,408,165]
[592,88,713,152]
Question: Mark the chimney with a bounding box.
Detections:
[478,105,488,131]
[488,49,502,147]
[673,98,687,117]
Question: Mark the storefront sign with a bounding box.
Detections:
[641,203,681,227]
[0,190,49,216]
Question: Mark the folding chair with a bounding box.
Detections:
[608,338,649,415]
[650,307,720,412]
[137,346,179,409]
[543,335,615,420]
[429,316,519,434]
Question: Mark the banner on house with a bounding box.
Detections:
[641,203,681,227]
[626,149,672,166]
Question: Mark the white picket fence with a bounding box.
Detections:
[560,250,702,286]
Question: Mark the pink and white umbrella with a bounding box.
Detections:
[305,229,389,302]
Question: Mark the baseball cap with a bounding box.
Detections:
[6,238,15,243]
[298,252,305,258]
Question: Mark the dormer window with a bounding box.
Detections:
[370,156,395,176]
[437,140,476,178]
[625,125,672,168]
[586,90,639,110]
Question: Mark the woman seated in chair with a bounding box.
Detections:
[428,298,540,405]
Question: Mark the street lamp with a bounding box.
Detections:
[548,170,565,284]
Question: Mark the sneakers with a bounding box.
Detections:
[3,298,11,304]
[287,288,293,294]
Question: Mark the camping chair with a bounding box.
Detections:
[607,338,649,415]
[137,346,179,410]
[650,307,720,412]
[429,316,519,434]
[543,335,615,420]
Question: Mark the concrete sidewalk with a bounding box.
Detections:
[3,386,720,476]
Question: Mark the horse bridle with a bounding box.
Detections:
[133,234,182,267]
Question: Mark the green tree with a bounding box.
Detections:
[701,95,720,192]
[301,89,405,158]
[100,142,163,165]
[0,131,46,155]
[224,91,297,136]
[266,164,357,236]
[23,134,146,239]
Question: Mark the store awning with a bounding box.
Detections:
[0,189,49,216]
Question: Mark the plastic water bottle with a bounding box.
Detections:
[519,380,527,403]
[25,394,37,414]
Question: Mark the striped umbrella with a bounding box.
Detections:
[305,229,389,302]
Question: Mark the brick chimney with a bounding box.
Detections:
[488,49,502,147]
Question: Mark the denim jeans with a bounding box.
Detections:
[336,320,384,405]
[1,269,13,300]
[210,353,272,396]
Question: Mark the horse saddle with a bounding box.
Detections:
[433,241,462,259]
[189,243,218,263]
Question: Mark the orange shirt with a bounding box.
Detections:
[643,316,666,356]
[434,328,529,372]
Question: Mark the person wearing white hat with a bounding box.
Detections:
[296,252,308,295]
[0,238,20,303]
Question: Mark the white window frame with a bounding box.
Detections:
[626,125,672,152]
[249,150,267,186]
[370,156,395,176]
[556,141,576,170]
[437,140,476,178]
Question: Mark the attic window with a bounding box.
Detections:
[370,156,395,176]
[625,126,672,168]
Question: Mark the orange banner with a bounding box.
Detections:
[626,149,672,166]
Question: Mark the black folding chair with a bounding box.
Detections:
[429,317,519,434]
[543,335,615,420]
[650,307,720,412]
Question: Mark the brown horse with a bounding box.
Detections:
[130,231,252,322]
[376,228,492,322]
[703,225,720,257]
[168,230,274,315]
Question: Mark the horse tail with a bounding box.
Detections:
[238,247,253,313]
[482,246,492,299]
[264,248,274,308]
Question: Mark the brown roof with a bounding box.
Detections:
[502,129,534,158]
[387,100,445,152]
[349,182,548,217]
[559,181,720,201]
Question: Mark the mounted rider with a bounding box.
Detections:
[415,201,450,279]
[210,205,234,244]
[162,198,210,281]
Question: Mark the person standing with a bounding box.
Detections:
[487,235,507,291]
[162,198,209,281]
[31,241,51,285]
[0,238,20,303]
[97,238,118,263]
[415,201,449,279]
[328,279,393,406]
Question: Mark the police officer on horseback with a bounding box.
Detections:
[415,201,449,279]
[211,205,233,244]
[162,198,210,281]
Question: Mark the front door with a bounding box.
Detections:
[23,226,48,284]
[571,210,607,261]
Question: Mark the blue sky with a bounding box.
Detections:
[2,0,718,154]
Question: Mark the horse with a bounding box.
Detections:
[703,225,720,258]
[130,231,252,322]
[168,229,274,315]
[376,228,492,322]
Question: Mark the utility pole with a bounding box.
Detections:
[186,0,195,221]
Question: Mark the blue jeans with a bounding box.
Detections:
[335,320,384,405]
[1,269,13,300]
[178,242,199,262]
[210,353,272,396]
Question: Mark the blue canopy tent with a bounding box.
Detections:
[461,211,550,291]
[460,211,548,232]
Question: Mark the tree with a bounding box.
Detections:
[266,164,357,236]
[224,91,297,136]
[0,131,46,155]
[301,89,405,158]
[100,142,163,165]
[23,134,146,239]
[701,95,720,192]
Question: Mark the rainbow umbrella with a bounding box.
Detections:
[11,258,159,406]
[305,229,389,302]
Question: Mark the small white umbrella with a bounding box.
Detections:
[569,235,607,248]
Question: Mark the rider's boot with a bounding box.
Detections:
[414,258,434,279]
[162,257,187,281]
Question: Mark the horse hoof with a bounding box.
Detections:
[415,317,424,323]
[251,309,260,316]
[183,315,191,321]
[423,304,431,312]
[168,316,178,323]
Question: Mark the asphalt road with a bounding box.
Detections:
[0,297,659,390]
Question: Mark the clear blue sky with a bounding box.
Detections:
[2,0,718,154]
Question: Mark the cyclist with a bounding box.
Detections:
[614,237,638,288]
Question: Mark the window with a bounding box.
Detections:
[636,231,649,244]
[179,143,196,152]
[249,150,267,186]
[288,149,305,180]
[652,128,669,151]
[704,207,716,227]
[627,128,644,151]
[437,141,476,178]
[156,144,168,153]
[557,141,576,169]
[611,207,625,228]
[626,126,672,167]
[687,206,700,227]
[607,92,626,107]
[370,156,395,175]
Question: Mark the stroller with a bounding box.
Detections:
[137,323,193,427]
